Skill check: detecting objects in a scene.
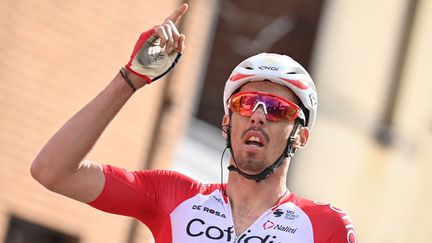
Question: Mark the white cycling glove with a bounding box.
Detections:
[125,27,181,84]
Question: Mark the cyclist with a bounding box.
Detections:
[31,3,357,242]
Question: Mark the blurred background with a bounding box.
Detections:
[0,0,431,242]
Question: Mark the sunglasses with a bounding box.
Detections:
[229,91,305,122]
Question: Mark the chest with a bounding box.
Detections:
[168,191,314,242]
[232,208,262,236]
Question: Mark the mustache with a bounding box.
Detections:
[241,127,270,143]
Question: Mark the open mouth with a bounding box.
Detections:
[245,136,264,147]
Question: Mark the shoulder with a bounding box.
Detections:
[289,194,358,243]
[103,164,196,184]
[102,164,220,195]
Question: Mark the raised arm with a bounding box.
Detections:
[30,3,188,203]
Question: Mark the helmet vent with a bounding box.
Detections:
[245,67,253,70]
[286,68,306,75]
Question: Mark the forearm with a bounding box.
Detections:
[31,71,144,186]
[31,4,188,200]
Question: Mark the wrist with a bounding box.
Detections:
[120,68,148,91]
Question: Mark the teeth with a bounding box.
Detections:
[248,136,261,143]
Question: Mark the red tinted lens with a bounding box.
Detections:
[261,95,298,121]
[231,95,254,116]
[230,92,300,121]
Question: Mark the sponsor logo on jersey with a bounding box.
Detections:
[274,208,299,220]
[211,195,224,205]
[263,220,275,229]
[263,220,298,234]
[186,218,278,242]
[285,210,299,220]
[273,209,283,217]
[192,205,226,218]
[314,202,357,243]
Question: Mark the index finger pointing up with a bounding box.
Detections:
[166,3,189,25]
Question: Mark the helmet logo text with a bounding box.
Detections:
[259,66,279,71]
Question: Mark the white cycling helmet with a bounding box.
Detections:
[223,53,318,130]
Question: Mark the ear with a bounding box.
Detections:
[293,126,309,149]
[221,114,230,139]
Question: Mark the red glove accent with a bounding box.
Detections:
[125,28,155,84]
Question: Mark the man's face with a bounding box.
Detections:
[224,81,307,174]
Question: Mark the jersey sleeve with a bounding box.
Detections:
[87,164,202,232]
[307,203,358,243]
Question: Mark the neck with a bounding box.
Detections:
[226,159,290,211]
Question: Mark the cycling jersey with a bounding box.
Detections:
[88,165,357,243]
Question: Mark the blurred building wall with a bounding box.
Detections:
[291,0,432,242]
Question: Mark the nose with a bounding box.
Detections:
[249,105,266,126]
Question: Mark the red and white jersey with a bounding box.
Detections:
[89,165,357,243]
